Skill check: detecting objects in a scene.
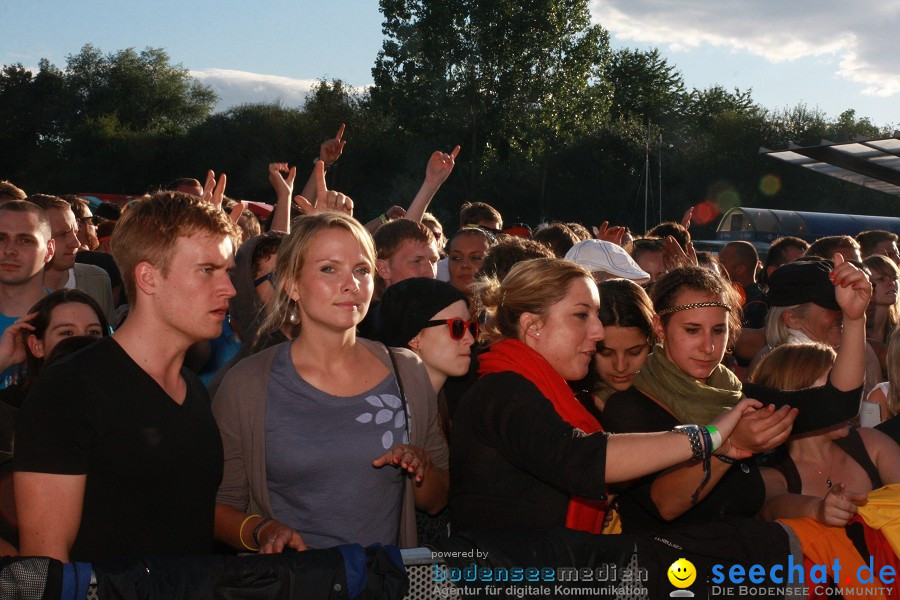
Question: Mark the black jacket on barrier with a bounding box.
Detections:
[438,520,800,600]
[0,545,408,600]
[94,546,407,600]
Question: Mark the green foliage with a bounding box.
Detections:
[1,26,896,230]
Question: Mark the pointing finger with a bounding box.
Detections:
[336,123,345,141]
[315,160,327,199]
[450,145,461,160]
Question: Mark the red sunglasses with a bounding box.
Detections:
[424,318,479,341]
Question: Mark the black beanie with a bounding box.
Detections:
[379,278,468,348]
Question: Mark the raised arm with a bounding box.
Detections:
[297,124,347,207]
[268,162,297,233]
[830,253,870,391]
[404,146,460,222]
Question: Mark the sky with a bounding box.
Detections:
[2,0,898,133]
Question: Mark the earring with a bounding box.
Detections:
[288,301,301,325]
[533,329,541,337]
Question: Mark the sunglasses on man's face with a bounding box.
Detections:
[254,272,274,287]
[424,318,479,341]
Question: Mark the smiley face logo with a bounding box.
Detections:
[667,558,696,588]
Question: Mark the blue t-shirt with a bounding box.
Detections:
[265,342,407,548]
[0,314,19,389]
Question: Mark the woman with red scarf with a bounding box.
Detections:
[449,258,763,534]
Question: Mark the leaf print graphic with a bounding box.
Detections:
[375,409,393,424]
[366,395,383,408]
[381,394,401,409]
[382,430,393,449]
[356,413,373,423]
[394,410,406,429]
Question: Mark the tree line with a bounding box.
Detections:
[1,0,895,235]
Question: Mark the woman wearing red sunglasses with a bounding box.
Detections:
[380,277,477,396]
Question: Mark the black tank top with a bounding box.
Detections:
[769,428,882,494]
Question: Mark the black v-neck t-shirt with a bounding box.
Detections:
[15,337,223,562]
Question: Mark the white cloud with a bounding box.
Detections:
[190,69,318,112]
[590,0,900,97]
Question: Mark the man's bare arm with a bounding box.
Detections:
[14,472,86,562]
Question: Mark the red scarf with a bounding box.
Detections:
[478,338,607,534]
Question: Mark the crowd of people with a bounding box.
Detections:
[1,125,899,590]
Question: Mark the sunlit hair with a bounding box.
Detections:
[763,303,812,347]
[532,222,579,258]
[460,201,502,229]
[630,237,664,264]
[647,221,690,249]
[885,328,900,415]
[864,254,900,340]
[477,236,554,282]
[0,180,26,201]
[598,279,656,344]
[111,191,241,305]
[0,200,52,241]
[765,236,810,272]
[748,342,835,390]
[448,226,497,251]
[805,235,860,260]
[566,222,592,242]
[473,257,592,344]
[651,266,743,348]
[857,230,898,259]
[374,218,435,260]
[258,212,375,337]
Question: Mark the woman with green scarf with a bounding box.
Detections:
[603,266,798,533]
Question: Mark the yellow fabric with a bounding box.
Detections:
[778,517,886,599]
[857,483,900,558]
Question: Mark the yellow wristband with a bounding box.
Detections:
[238,514,261,551]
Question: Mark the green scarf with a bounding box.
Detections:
[632,343,742,424]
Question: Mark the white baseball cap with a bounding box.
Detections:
[564,239,651,284]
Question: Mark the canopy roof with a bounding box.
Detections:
[761,133,900,196]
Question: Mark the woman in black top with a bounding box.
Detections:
[449,258,767,534]
[604,256,871,532]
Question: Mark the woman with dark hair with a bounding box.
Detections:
[0,289,109,407]
[604,258,870,533]
[450,258,765,534]
[589,279,655,415]
[447,227,496,299]
[603,266,800,532]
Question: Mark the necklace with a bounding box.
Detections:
[814,449,835,489]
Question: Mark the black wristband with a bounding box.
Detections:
[253,517,273,547]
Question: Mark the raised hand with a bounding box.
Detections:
[663,236,697,271]
[0,312,37,372]
[817,483,867,527]
[294,160,353,217]
[592,221,625,246]
[424,145,461,187]
[268,163,297,199]
[831,253,871,321]
[201,170,227,211]
[372,443,432,483]
[320,123,347,166]
[681,206,694,229]
[385,205,406,220]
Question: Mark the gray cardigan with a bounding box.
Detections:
[212,337,448,548]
